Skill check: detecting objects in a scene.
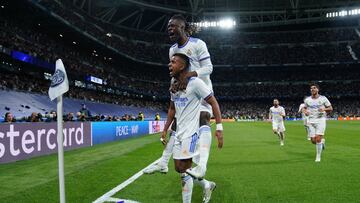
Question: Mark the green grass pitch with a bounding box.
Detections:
[0,121,359,203]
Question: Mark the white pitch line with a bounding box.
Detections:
[106,197,140,203]
[93,158,162,203]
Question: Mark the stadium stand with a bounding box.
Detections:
[0,89,166,122]
[31,0,360,66]
[1,0,360,122]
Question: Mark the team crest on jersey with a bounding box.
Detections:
[186,49,192,56]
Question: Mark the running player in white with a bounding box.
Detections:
[303,84,332,162]
[145,14,214,180]
[165,53,223,203]
[298,97,311,140]
[268,99,286,146]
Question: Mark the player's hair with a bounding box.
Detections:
[310,83,320,90]
[173,53,190,70]
[170,14,199,36]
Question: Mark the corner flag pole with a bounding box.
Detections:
[49,59,69,203]
[57,96,66,203]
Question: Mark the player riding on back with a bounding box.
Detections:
[165,53,223,203]
[143,14,222,203]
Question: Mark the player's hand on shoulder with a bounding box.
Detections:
[215,130,223,149]
[169,79,179,93]
[177,77,188,92]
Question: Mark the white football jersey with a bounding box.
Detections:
[171,77,212,140]
[169,37,213,91]
[269,106,285,123]
[304,95,331,123]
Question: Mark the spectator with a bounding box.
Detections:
[138,112,144,121]
[79,104,91,119]
[155,113,160,121]
[4,112,14,123]
[65,112,74,122]
[45,111,57,122]
[28,112,41,122]
[76,112,86,122]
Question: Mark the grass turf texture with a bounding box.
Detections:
[0,121,359,203]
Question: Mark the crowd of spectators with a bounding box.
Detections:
[220,99,360,120]
[2,109,152,123]
[213,81,360,100]
[1,0,360,121]
[1,63,360,121]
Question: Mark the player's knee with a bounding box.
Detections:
[315,135,322,143]
[310,137,316,144]
[200,112,210,126]
[310,136,321,144]
[174,165,186,173]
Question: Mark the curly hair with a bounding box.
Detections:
[170,14,199,36]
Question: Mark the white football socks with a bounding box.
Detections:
[158,131,175,167]
[198,125,212,171]
[181,173,193,203]
[194,178,210,189]
[316,142,323,158]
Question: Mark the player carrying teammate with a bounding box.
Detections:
[145,14,215,179]
[298,97,310,140]
[303,84,332,162]
[268,99,286,146]
[165,53,223,203]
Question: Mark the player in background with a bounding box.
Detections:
[145,14,215,180]
[268,99,286,146]
[165,53,223,203]
[303,84,332,162]
[298,97,310,140]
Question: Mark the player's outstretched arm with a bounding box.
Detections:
[161,101,175,145]
[205,95,223,149]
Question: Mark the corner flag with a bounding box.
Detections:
[49,59,69,101]
[49,59,69,203]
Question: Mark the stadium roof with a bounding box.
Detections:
[71,0,360,31]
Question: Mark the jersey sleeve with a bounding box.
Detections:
[298,104,303,113]
[192,78,212,100]
[195,40,213,77]
[282,107,286,115]
[323,97,331,107]
[304,98,310,107]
